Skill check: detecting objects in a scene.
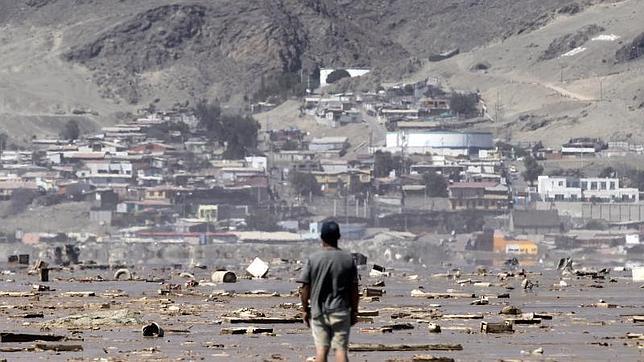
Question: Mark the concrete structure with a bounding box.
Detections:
[448,182,510,210]
[537,176,639,202]
[308,137,348,152]
[384,130,493,156]
[319,68,371,87]
[510,210,561,234]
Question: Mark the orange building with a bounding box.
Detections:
[493,231,538,255]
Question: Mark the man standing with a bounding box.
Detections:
[298,221,359,362]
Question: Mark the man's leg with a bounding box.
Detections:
[316,345,330,362]
[311,315,332,361]
[329,310,351,362]
[334,347,348,362]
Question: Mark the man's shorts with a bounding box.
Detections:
[311,309,351,350]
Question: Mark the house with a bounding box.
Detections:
[0,180,39,200]
[128,143,175,156]
[309,137,349,152]
[76,160,134,186]
[537,176,639,202]
[510,210,561,234]
[197,205,218,221]
[448,182,510,210]
[311,169,371,194]
[561,138,605,157]
[468,230,538,255]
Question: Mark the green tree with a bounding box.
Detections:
[194,100,222,136]
[326,69,351,84]
[246,208,279,231]
[193,101,260,159]
[289,172,321,196]
[422,172,448,197]
[373,151,401,178]
[0,132,8,159]
[522,155,544,186]
[599,166,616,178]
[449,92,479,115]
[60,120,81,141]
[220,114,260,159]
[8,188,39,215]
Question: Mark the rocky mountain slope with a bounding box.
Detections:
[0,0,640,142]
[406,0,644,146]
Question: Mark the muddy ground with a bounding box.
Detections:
[0,245,642,361]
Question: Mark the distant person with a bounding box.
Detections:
[298,221,359,362]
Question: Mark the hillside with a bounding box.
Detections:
[0,0,640,143]
[406,0,644,146]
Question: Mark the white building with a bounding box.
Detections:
[383,130,493,156]
[537,175,639,202]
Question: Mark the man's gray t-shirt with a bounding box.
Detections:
[297,248,358,318]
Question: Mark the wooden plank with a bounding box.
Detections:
[442,314,483,320]
[220,327,273,335]
[34,343,83,352]
[481,321,514,334]
[413,355,455,362]
[225,317,301,324]
[349,343,463,352]
[0,333,65,343]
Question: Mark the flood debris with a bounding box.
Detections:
[226,316,302,324]
[0,332,66,343]
[34,343,83,352]
[632,266,644,282]
[246,257,270,278]
[363,287,384,297]
[481,321,514,334]
[349,343,463,352]
[557,257,574,272]
[142,322,165,337]
[211,271,237,283]
[114,268,133,280]
[39,268,49,282]
[45,309,143,329]
[221,326,273,335]
[369,264,389,277]
[61,291,96,297]
[442,314,483,320]
[351,253,368,266]
[412,355,454,362]
[470,296,489,305]
[427,323,441,333]
[521,347,544,355]
[411,289,475,299]
[500,306,522,315]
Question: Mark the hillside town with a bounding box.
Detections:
[0,73,644,269]
[0,55,643,362]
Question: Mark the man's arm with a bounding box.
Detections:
[300,283,311,328]
[350,279,359,325]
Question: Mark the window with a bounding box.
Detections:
[555,194,564,201]
[558,181,564,187]
[591,182,597,190]
[600,182,606,190]
[581,181,587,190]
[610,182,616,190]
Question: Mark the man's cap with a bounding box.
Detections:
[320,221,341,241]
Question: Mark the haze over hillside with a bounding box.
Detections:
[0,0,641,144]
